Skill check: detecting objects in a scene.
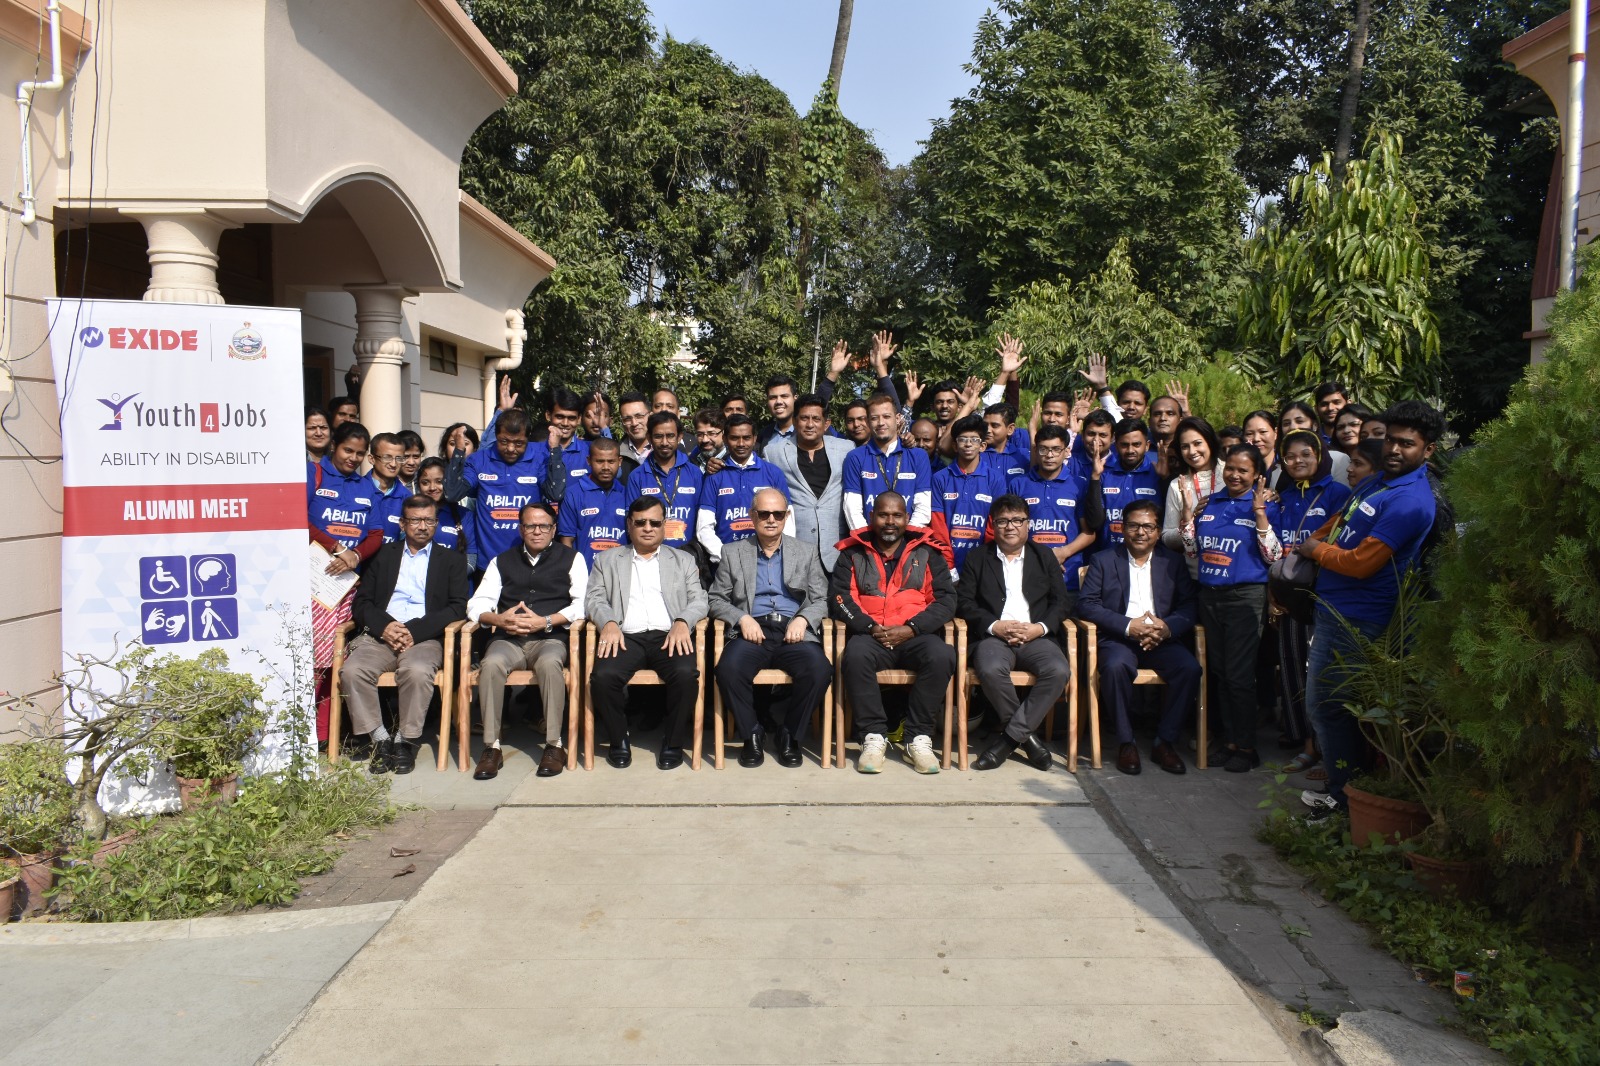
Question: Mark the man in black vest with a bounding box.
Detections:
[345,495,469,774]
[957,494,1072,772]
[466,503,589,780]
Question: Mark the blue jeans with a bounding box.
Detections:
[1305,606,1386,806]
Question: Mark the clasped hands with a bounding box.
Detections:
[869,623,915,650]
[990,619,1044,647]
[1127,611,1171,652]
[739,615,809,644]
[491,601,547,637]
[380,620,415,653]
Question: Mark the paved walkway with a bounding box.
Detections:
[263,753,1298,1065]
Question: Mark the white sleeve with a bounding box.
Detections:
[562,554,589,622]
[844,492,866,533]
[1100,394,1122,416]
[783,511,796,537]
[466,559,503,623]
[696,507,722,560]
[983,381,1005,406]
[910,489,932,527]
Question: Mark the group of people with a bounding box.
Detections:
[304,338,1446,808]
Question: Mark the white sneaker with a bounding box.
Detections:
[1301,789,1338,811]
[906,734,940,774]
[857,734,887,774]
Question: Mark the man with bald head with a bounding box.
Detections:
[707,488,832,767]
[830,490,957,774]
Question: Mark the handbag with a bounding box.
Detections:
[1268,552,1319,625]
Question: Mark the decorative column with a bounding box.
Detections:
[123,209,237,304]
[347,285,412,435]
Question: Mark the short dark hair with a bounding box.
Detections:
[930,379,962,399]
[1242,409,1276,432]
[764,374,798,395]
[652,386,679,403]
[1223,442,1266,477]
[306,405,328,423]
[401,494,437,516]
[794,393,826,416]
[950,414,986,441]
[720,392,748,409]
[646,410,681,435]
[1218,425,1245,442]
[332,422,370,448]
[723,413,756,434]
[693,407,723,429]
[628,495,665,519]
[498,408,531,438]
[396,430,424,452]
[617,390,649,410]
[550,386,585,415]
[1112,417,1149,441]
[1082,408,1116,432]
[1116,380,1151,404]
[370,432,402,452]
[1035,424,1070,446]
[1278,400,1317,428]
[991,492,1030,517]
[1150,395,1183,413]
[327,395,359,413]
[871,489,906,513]
[1123,499,1160,524]
[984,401,1018,425]
[843,398,869,415]
[1339,403,1374,424]
[1353,438,1385,469]
[588,435,620,454]
[1382,400,1445,444]
[1313,381,1348,403]
[519,502,557,523]
[865,391,897,412]
[1041,391,1073,408]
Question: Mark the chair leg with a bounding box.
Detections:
[566,667,580,771]
[690,678,704,773]
[584,670,596,771]
[437,651,454,773]
[1088,639,1102,770]
[329,647,344,764]
[712,676,726,771]
[1064,631,1079,774]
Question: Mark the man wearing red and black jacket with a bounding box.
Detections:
[829,491,957,775]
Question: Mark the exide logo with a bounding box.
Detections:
[102,328,200,352]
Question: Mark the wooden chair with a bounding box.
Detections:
[1076,619,1209,770]
[828,619,962,770]
[954,617,1080,773]
[707,618,834,769]
[328,620,463,768]
[452,620,584,773]
[582,618,709,770]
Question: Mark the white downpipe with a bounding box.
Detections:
[17,0,63,227]
[1561,0,1588,291]
[483,308,526,425]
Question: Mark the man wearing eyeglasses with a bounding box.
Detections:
[1077,498,1200,776]
[931,414,1009,574]
[1009,424,1101,610]
[707,488,831,768]
[467,503,589,780]
[586,497,709,770]
[343,495,470,774]
[696,414,790,565]
[958,494,1072,772]
[366,432,411,543]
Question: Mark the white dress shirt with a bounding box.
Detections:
[989,545,1034,634]
[466,547,589,625]
[622,548,674,634]
[1124,553,1155,635]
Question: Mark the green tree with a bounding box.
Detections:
[915,0,1249,335]
[1238,133,1440,405]
[1428,248,1600,933]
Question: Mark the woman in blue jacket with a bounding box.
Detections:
[1183,444,1283,773]
[1270,430,1353,774]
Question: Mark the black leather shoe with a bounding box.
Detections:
[657,746,684,770]
[388,739,417,775]
[368,736,394,774]
[739,732,765,768]
[1116,742,1142,775]
[973,735,1018,771]
[1152,739,1187,775]
[776,730,803,768]
[607,737,632,769]
[342,734,373,762]
[1020,733,1053,771]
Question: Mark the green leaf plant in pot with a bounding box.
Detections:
[143,648,267,810]
[0,738,77,914]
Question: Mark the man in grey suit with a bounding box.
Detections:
[708,488,833,768]
[765,393,855,572]
[586,497,709,770]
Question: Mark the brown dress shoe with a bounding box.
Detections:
[1151,739,1187,775]
[473,746,504,781]
[1116,742,1142,775]
[536,744,566,778]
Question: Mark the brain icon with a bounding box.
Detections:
[195,558,228,584]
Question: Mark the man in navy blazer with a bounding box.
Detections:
[1077,498,1199,776]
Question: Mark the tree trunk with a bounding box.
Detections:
[1332,0,1372,178]
[828,0,854,97]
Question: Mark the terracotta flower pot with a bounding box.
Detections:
[91,828,139,866]
[0,874,18,923]
[15,852,56,916]
[1345,785,1429,846]
[1406,852,1485,901]
[175,774,238,810]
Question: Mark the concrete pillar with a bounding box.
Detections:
[123,210,237,304]
[348,285,411,435]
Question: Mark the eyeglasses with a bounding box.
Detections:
[993,516,1029,528]
[954,436,984,447]
[402,517,437,526]
[632,518,664,528]
[373,454,401,466]
[1034,445,1066,456]
[522,524,555,533]
[1124,522,1159,533]
[754,509,787,520]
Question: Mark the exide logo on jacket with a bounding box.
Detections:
[80,326,200,351]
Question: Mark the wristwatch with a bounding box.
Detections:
[543,619,554,634]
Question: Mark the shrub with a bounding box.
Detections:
[0,740,77,856]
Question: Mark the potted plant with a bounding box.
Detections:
[0,738,77,915]
[0,856,18,923]
[143,648,266,809]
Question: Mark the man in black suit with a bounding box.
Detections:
[345,494,470,773]
[959,493,1072,772]
[1077,498,1199,776]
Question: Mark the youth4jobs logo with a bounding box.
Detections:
[93,393,268,433]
